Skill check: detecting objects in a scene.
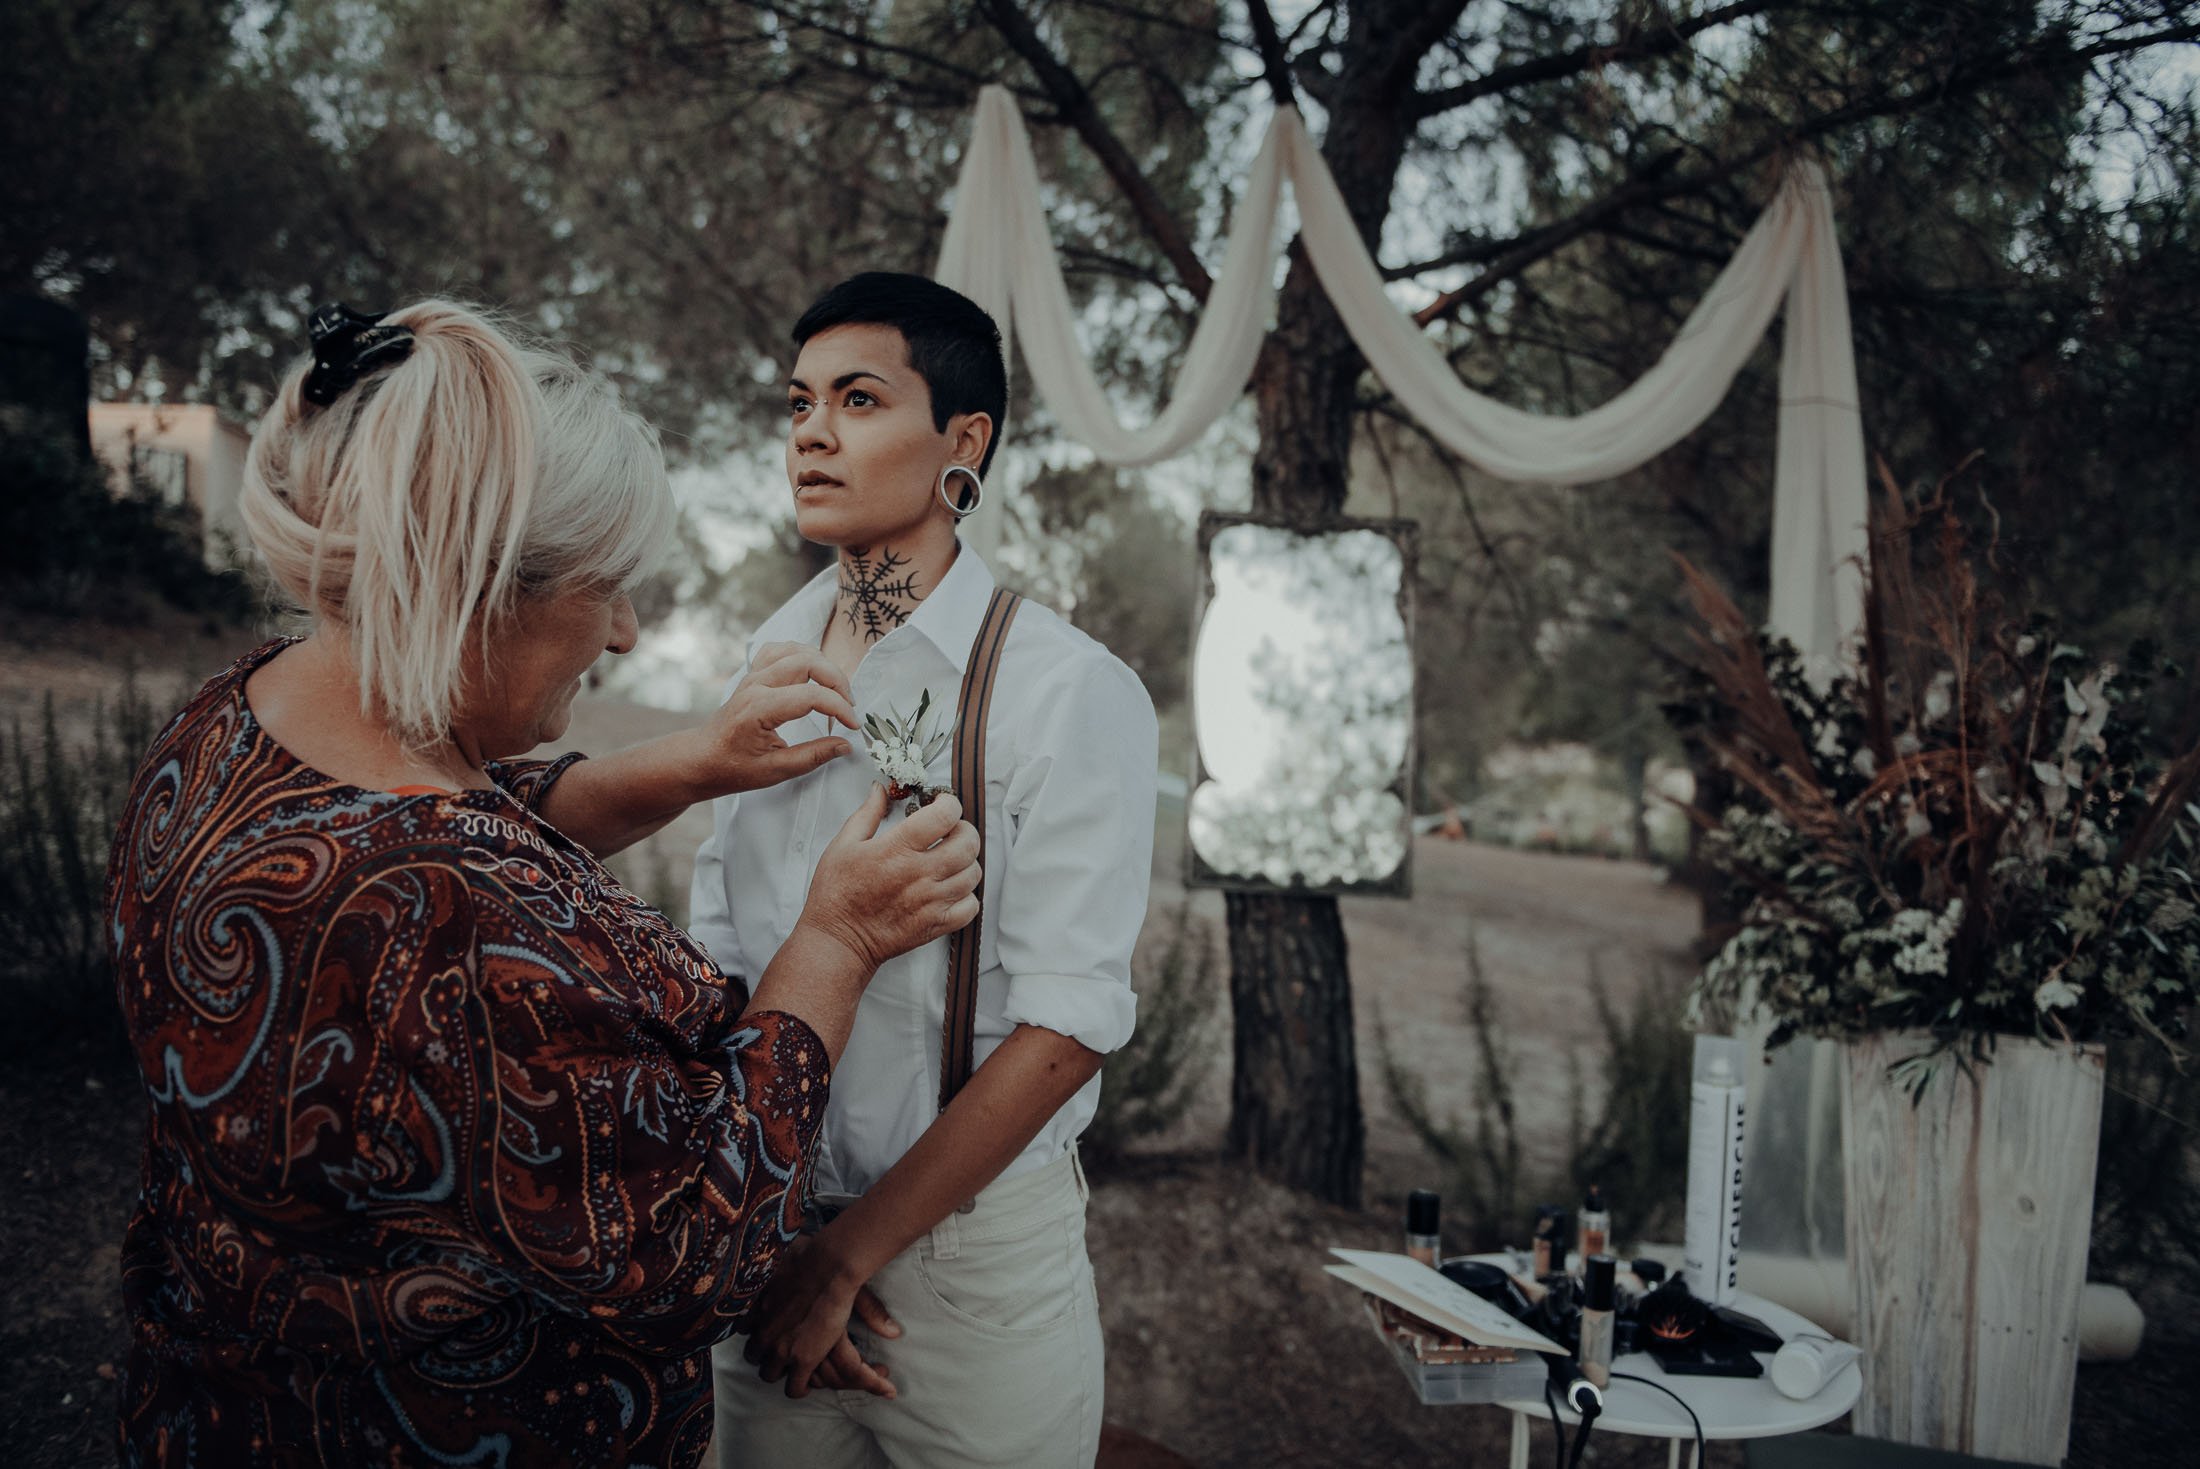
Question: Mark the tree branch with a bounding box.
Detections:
[702,3,1012,106]
[1409,0,1783,119]
[1284,0,1346,107]
[1058,240,1190,301]
[1244,0,1297,111]
[1382,0,1477,94]
[1411,147,1687,326]
[1059,0,1246,44]
[1410,17,2200,328]
[976,0,1213,301]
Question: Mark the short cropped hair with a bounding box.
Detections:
[240,300,673,752]
[792,273,1008,478]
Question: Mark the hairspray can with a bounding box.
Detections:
[1683,1034,1746,1307]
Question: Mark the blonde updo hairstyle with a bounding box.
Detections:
[241,301,674,752]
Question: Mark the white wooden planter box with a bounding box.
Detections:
[1842,1031,2105,1465]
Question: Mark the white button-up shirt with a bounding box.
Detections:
[689,545,1158,1196]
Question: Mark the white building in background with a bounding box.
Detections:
[87,403,251,570]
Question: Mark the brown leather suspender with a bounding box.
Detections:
[937,585,1022,1112]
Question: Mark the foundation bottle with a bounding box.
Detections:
[1578,1254,1616,1388]
[1578,1184,1611,1260]
[1405,1190,1441,1266]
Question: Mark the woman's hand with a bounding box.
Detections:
[801,786,981,973]
[740,787,978,1060]
[744,1234,902,1400]
[525,644,854,859]
[691,643,861,798]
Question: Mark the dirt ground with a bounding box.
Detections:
[2,624,2191,1466]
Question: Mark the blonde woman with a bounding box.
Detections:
[107,301,979,1467]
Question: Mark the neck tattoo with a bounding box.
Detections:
[838,546,924,643]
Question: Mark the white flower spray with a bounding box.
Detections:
[861,689,953,814]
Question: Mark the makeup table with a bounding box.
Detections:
[1455,1256,1860,1469]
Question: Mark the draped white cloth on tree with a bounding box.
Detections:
[934,83,1868,674]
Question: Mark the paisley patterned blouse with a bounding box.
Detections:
[108,639,829,1467]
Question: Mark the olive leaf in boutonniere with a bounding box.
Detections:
[861,688,953,814]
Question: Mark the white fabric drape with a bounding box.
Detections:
[936,87,1289,467]
[935,84,1868,666]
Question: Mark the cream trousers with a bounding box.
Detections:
[712,1148,1103,1469]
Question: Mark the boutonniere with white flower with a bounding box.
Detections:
[862,689,952,813]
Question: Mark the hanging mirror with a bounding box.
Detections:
[1185,512,1417,896]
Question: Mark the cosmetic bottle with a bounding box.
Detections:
[1405,1189,1441,1266]
[1578,1184,1611,1260]
[1771,1336,1863,1399]
[1578,1254,1616,1388]
[1683,1035,1747,1307]
[1531,1205,1569,1278]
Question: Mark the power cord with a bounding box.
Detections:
[1611,1370,1707,1467]
[1563,1381,1602,1469]
[1540,1357,1604,1468]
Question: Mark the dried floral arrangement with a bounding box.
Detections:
[1667,465,2200,1065]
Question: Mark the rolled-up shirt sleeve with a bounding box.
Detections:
[994,652,1158,1054]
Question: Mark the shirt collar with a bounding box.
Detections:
[899,540,996,674]
[746,540,998,673]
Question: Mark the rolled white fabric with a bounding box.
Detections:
[1768,167,1869,679]
[1281,109,1801,482]
[1736,1252,2147,1364]
[936,87,1286,467]
[1281,114,1866,670]
[934,85,1871,670]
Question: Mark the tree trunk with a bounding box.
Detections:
[1224,891,1362,1205]
[1224,279,1367,1208]
[1622,737,1652,862]
[1220,16,1422,1208]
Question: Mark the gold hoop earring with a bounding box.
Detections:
[936,465,983,518]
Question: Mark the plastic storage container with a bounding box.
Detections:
[1376,1328,1549,1406]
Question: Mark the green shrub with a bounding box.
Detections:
[0,426,253,620]
[1378,926,1693,1251]
[0,681,158,1056]
[1564,955,1693,1244]
[1376,930,1526,1248]
[1086,902,1218,1158]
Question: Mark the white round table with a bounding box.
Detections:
[1452,1256,1861,1469]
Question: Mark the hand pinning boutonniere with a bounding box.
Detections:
[862,689,952,813]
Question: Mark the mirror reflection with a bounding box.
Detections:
[1188,516,1415,894]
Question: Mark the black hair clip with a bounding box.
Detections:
[301,302,415,406]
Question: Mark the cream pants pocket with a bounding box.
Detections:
[714,1149,1102,1469]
